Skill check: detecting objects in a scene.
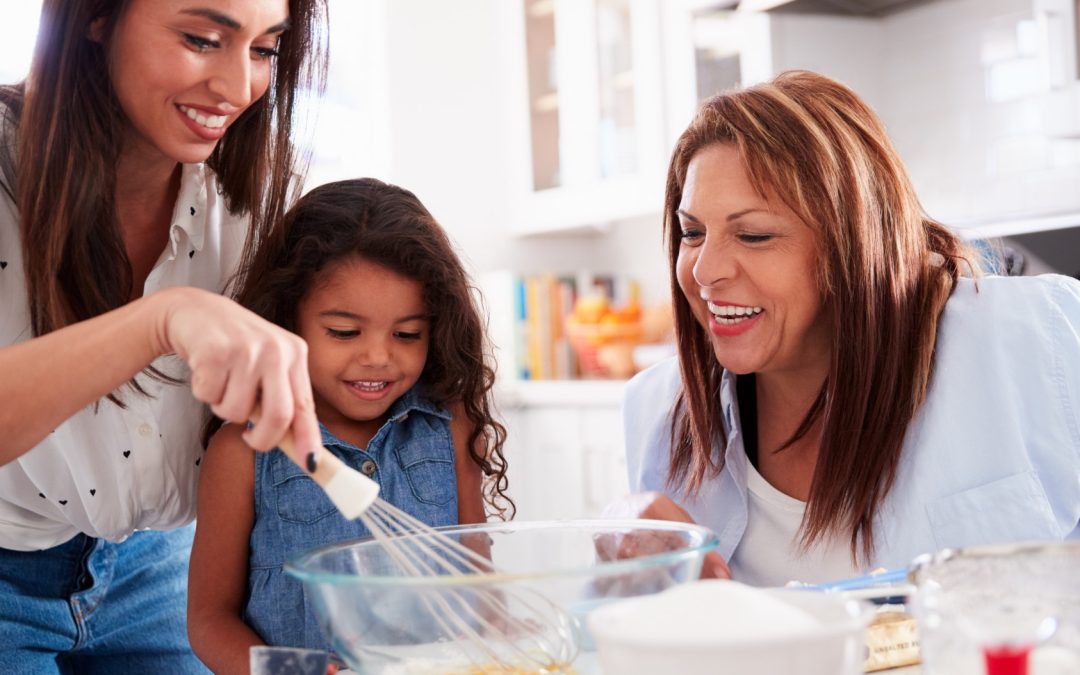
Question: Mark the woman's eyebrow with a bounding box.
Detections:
[725,208,765,222]
[179,8,292,34]
[676,207,765,224]
[676,208,703,224]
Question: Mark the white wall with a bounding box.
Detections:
[769,13,885,109]
[876,0,1080,227]
[742,0,1080,228]
[0,2,42,84]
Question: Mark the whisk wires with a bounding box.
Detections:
[358,498,578,673]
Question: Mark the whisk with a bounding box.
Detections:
[277,431,580,673]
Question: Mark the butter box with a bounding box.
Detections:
[864,611,920,672]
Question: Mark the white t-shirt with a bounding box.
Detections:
[0,159,249,551]
[728,460,859,587]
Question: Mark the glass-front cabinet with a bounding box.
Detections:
[659,0,773,143]
[509,0,666,234]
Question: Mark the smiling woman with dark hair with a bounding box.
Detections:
[619,70,1080,586]
[0,0,329,671]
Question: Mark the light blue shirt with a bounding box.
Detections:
[623,275,1080,572]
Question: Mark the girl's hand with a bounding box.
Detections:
[602,492,732,580]
[155,287,321,464]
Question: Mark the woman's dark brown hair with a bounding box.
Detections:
[0,0,327,400]
[664,70,976,561]
[210,177,512,518]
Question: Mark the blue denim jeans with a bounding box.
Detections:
[0,523,210,674]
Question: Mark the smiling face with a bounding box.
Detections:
[675,143,831,380]
[297,256,430,439]
[103,0,289,165]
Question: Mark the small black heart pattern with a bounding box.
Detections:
[90,489,96,496]
[123,450,131,458]
[0,261,7,269]
[189,250,195,258]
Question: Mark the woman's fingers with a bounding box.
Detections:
[162,288,317,459]
[210,347,261,427]
[286,355,321,468]
[640,494,694,523]
[700,551,732,579]
[240,357,292,452]
[189,357,230,408]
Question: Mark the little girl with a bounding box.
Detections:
[186,178,511,674]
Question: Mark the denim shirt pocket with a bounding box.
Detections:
[925,470,1059,551]
[272,457,337,525]
[393,435,457,507]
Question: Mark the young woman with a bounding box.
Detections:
[621,71,1080,586]
[188,178,510,673]
[0,1,328,671]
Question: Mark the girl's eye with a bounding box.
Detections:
[327,328,358,339]
[738,233,773,244]
[395,331,423,341]
[182,33,219,51]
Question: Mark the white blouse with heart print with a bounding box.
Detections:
[0,159,249,551]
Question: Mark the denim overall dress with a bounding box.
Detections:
[243,385,459,649]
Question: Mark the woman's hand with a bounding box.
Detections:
[156,287,322,465]
[603,492,732,579]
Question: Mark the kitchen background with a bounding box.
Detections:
[4,0,1079,520]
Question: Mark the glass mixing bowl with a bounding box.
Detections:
[910,540,1080,675]
[285,519,719,674]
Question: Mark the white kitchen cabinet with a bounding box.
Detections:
[1034,0,1078,92]
[501,0,669,235]
[659,1,774,141]
[660,0,1080,249]
[498,381,629,521]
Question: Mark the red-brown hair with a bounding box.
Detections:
[664,71,977,561]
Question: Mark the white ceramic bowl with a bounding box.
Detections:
[588,579,872,675]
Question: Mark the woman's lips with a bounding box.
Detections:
[708,309,763,337]
[704,300,765,337]
[176,105,227,141]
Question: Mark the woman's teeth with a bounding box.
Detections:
[178,105,226,129]
[350,381,389,392]
[706,302,764,325]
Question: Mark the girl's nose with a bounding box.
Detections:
[359,338,390,367]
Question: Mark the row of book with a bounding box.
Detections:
[480,270,639,381]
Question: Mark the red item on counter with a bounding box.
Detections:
[983,644,1032,675]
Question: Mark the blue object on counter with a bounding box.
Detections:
[800,567,909,592]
